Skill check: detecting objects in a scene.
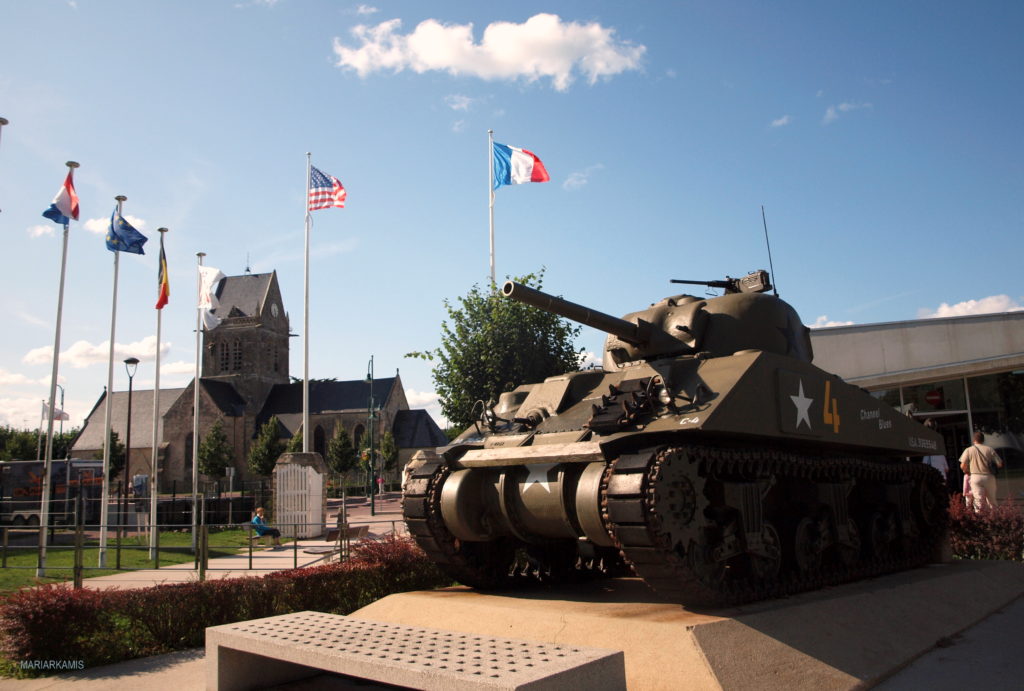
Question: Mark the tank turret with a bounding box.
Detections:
[404,271,948,608]
[503,269,812,369]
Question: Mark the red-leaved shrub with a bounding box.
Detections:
[948,494,1024,561]
[0,535,449,675]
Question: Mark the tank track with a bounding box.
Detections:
[403,459,620,589]
[604,444,949,607]
[403,444,947,607]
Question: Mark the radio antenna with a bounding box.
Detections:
[761,205,778,296]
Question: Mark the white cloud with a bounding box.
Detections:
[444,94,473,111]
[823,101,872,125]
[355,4,378,15]
[22,335,171,369]
[0,369,40,387]
[563,164,604,191]
[405,388,439,408]
[161,360,197,375]
[451,119,466,133]
[12,306,50,328]
[917,295,1024,319]
[578,351,602,369]
[809,315,856,329]
[28,224,54,238]
[770,114,792,128]
[333,13,645,91]
[0,396,50,429]
[83,213,147,235]
[404,388,447,428]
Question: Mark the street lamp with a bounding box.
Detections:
[365,356,377,516]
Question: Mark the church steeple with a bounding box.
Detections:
[201,271,290,409]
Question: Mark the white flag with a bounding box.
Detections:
[197,265,226,330]
[43,401,70,422]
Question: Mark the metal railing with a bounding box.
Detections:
[0,514,408,588]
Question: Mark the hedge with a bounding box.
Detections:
[948,494,1024,561]
[0,535,450,674]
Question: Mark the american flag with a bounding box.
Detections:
[308,165,347,210]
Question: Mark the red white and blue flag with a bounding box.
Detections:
[41,169,80,225]
[492,142,550,189]
[308,166,346,210]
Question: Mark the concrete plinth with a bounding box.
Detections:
[352,560,1024,690]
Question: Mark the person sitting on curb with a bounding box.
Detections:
[252,506,283,547]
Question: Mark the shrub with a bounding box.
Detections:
[948,495,1024,561]
[0,536,449,676]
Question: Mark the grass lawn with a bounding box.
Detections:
[0,528,269,593]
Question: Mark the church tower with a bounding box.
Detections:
[201,271,290,410]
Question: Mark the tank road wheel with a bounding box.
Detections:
[864,509,898,561]
[749,523,783,580]
[793,516,825,573]
[836,519,861,567]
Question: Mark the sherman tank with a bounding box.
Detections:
[403,270,948,607]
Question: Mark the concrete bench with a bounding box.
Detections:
[206,611,625,691]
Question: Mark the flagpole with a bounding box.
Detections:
[192,252,205,552]
[37,160,79,577]
[303,153,311,452]
[97,193,126,569]
[149,227,168,560]
[488,129,496,287]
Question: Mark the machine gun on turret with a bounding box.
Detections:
[670,269,772,295]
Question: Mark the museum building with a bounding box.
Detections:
[810,310,1024,499]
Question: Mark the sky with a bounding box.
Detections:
[1,1,1022,433]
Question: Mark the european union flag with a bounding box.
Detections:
[106,208,147,254]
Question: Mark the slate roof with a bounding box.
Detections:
[256,377,399,428]
[393,409,448,449]
[212,272,274,319]
[72,387,186,452]
[201,379,247,416]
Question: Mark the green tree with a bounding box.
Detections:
[50,429,80,460]
[408,270,583,429]
[325,424,358,476]
[248,416,284,476]
[286,430,303,453]
[379,430,398,471]
[0,426,40,461]
[198,420,233,477]
[94,429,126,480]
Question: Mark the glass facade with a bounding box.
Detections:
[872,370,1024,502]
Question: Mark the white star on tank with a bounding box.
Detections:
[790,379,814,430]
[523,463,557,492]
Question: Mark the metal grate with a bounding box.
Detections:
[223,612,604,683]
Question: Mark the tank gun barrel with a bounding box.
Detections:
[502,281,646,345]
[670,270,772,295]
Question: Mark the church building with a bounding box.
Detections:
[71,271,446,489]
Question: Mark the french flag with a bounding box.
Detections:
[493,142,550,190]
[41,170,80,225]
